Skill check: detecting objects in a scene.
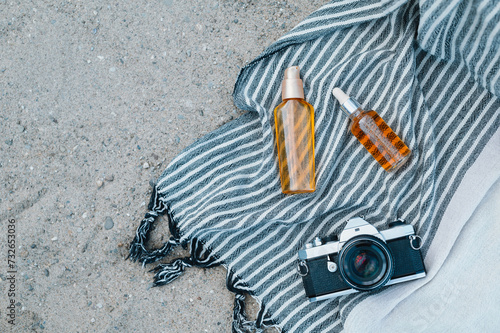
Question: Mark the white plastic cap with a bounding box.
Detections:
[332,87,350,105]
[332,87,362,116]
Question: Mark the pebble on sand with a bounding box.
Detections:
[104,216,114,230]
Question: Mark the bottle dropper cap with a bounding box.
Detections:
[332,87,361,116]
[282,66,305,100]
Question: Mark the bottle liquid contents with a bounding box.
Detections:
[332,88,411,172]
[274,66,316,194]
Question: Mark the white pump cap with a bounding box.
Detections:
[282,66,305,100]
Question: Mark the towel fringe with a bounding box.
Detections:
[130,190,275,331]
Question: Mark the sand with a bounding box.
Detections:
[0,1,327,332]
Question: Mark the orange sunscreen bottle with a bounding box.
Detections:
[274,66,316,194]
[332,88,411,171]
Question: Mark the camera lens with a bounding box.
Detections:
[339,236,394,291]
[352,250,380,279]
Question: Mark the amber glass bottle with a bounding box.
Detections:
[332,88,411,172]
[274,66,316,194]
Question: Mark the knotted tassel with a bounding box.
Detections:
[140,237,179,266]
[232,293,262,333]
[128,183,180,264]
[128,211,158,262]
[256,304,275,330]
[150,258,193,287]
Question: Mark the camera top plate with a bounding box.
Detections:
[298,217,415,260]
[339,217,382,243]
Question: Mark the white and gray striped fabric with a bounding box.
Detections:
[129,0,500,331]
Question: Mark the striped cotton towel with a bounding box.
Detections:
[129,0,500,331]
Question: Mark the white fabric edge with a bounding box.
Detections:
[343,127,500,332]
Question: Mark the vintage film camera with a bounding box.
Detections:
[298,217,426,302]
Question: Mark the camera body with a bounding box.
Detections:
[298,217,426,302]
